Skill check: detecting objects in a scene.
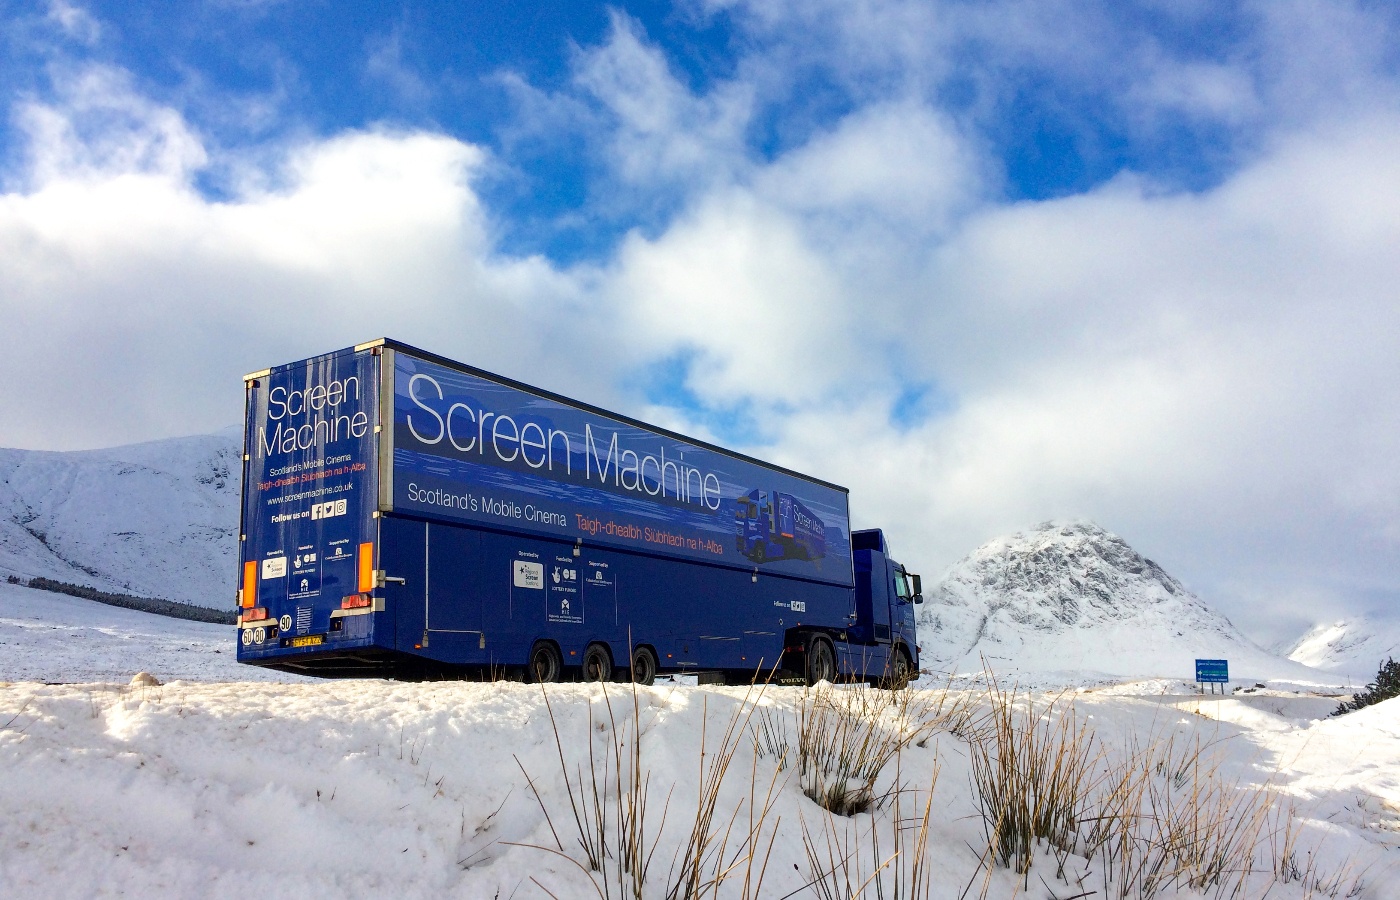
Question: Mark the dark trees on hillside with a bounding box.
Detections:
[1333,657,1400,716]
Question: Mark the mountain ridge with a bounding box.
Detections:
[0,430,241,610]
[1284,617,1400,679]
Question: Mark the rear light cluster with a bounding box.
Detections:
[244,607,269,622]
[241,561,258,609]
[341,593,373,609]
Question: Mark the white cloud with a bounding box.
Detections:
[755,100,983,235]
[572,12,754,189]
[13,66,207,185]
[45,1,101,46]
[0,71,591,451]
[365,22,432,107]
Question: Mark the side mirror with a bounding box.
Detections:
[911,574,922,595]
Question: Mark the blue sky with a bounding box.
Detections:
[3,1,1332,260]
[2,0,1399,643]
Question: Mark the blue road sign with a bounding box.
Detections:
[1195,659,1229,683]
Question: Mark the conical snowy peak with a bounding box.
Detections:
[946,520,1203,630]
[918,521,1337,685]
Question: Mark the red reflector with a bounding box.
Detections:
[341,593,373,609]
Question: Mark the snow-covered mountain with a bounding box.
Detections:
[917,521,1341,686]
[0,430,241,610]
[1284,618,1400,680]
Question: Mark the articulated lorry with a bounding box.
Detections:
[235,340,923,685]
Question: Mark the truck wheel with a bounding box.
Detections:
[582,643,612,683]
[630,646,658,686]
[527,641,563,684]
[805,637,836,686]
[886,648,912,690]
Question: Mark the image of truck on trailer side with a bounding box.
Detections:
[735,489,828,563]
[235,339,923,686]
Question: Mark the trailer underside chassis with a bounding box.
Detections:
[248,636,911,689]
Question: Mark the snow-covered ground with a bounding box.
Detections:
[2,586,1398,899]
[0,581,301,684]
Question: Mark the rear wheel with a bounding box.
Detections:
[527,641,563,684]
[805,637,836,686]
[630,646,658,686]
[582,643,612,683]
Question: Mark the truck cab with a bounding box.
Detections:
[846,528,922,684]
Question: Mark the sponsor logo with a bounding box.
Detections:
[261,556,287,579]
[513,560,544,590]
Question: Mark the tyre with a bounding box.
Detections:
[805,637,836,686]
[527,641,563,684]
[886,647,912,690]
[630,646,658,686]
[582,643,612,683]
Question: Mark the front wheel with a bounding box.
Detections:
[527,641,563,684]
[630,646,658,686]
[886,648,912,690]
[805,637,836,686]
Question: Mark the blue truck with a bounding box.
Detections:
[235,340,923,686]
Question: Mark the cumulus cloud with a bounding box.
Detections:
[0,69,592,450]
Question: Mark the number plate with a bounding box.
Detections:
[290,634,324,648]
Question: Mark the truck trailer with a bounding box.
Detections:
[235,340,923,686]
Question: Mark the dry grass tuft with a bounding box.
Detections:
[795,684,934,816]
[966,675,1098,882]
[516,678,788,900]
[960,669,1370,900]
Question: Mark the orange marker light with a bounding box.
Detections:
[357,542,375,593]
[242,561,257,608]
